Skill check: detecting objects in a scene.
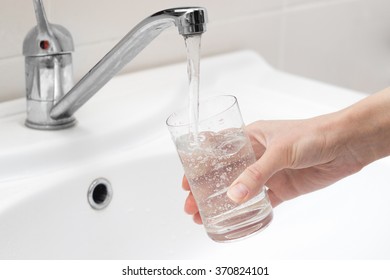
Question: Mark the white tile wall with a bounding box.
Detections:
[281,0,390,93]
[0,0,389,102]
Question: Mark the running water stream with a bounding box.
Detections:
[184,35,202,142]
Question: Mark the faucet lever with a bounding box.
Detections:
[33,0,51,33]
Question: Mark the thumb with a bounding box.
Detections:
[227,149,283,203]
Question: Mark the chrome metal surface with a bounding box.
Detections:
[24,54,75,129]
[87,178,113,210]
[24,0,75,129]
[24,0,74,56]
[23,3,207,130]
[50,7,207,120]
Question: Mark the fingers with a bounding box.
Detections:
[183,176,197,215]
[227,149,284,204]
[182,176,190,191]
[184,193,203,224]
[182,176,203,224]
[182,176,200,216]
[266,189,284,208]
[184,193,198,215]
[193,213,203,224]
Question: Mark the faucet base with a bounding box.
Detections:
[25,117,76,130]
[25,99,77,130]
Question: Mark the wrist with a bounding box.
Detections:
[336,87,390,166]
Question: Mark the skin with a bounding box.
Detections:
[182,87,390,224]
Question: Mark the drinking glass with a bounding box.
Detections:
[167,95,273,242]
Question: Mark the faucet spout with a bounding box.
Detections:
[49,7,207,122]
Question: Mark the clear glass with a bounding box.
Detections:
[167,95,273,242]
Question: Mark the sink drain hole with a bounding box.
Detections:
[88,178,113,210]
[93,183,108,204]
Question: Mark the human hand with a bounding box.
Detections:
[182,87,390,224]
[227,117,364,206]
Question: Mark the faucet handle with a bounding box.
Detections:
[33,0,51,35]
[23,0,74,57]
[23,0,76,130]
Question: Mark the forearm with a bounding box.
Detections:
[336,87,390,166]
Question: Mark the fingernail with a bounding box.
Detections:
[227,183,249,203]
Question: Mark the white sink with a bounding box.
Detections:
[1,51,389,259]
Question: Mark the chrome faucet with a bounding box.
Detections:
[23,0,207,130]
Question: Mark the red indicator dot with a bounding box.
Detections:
[40,40,50,50]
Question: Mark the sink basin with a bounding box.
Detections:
[1,51,389,259]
